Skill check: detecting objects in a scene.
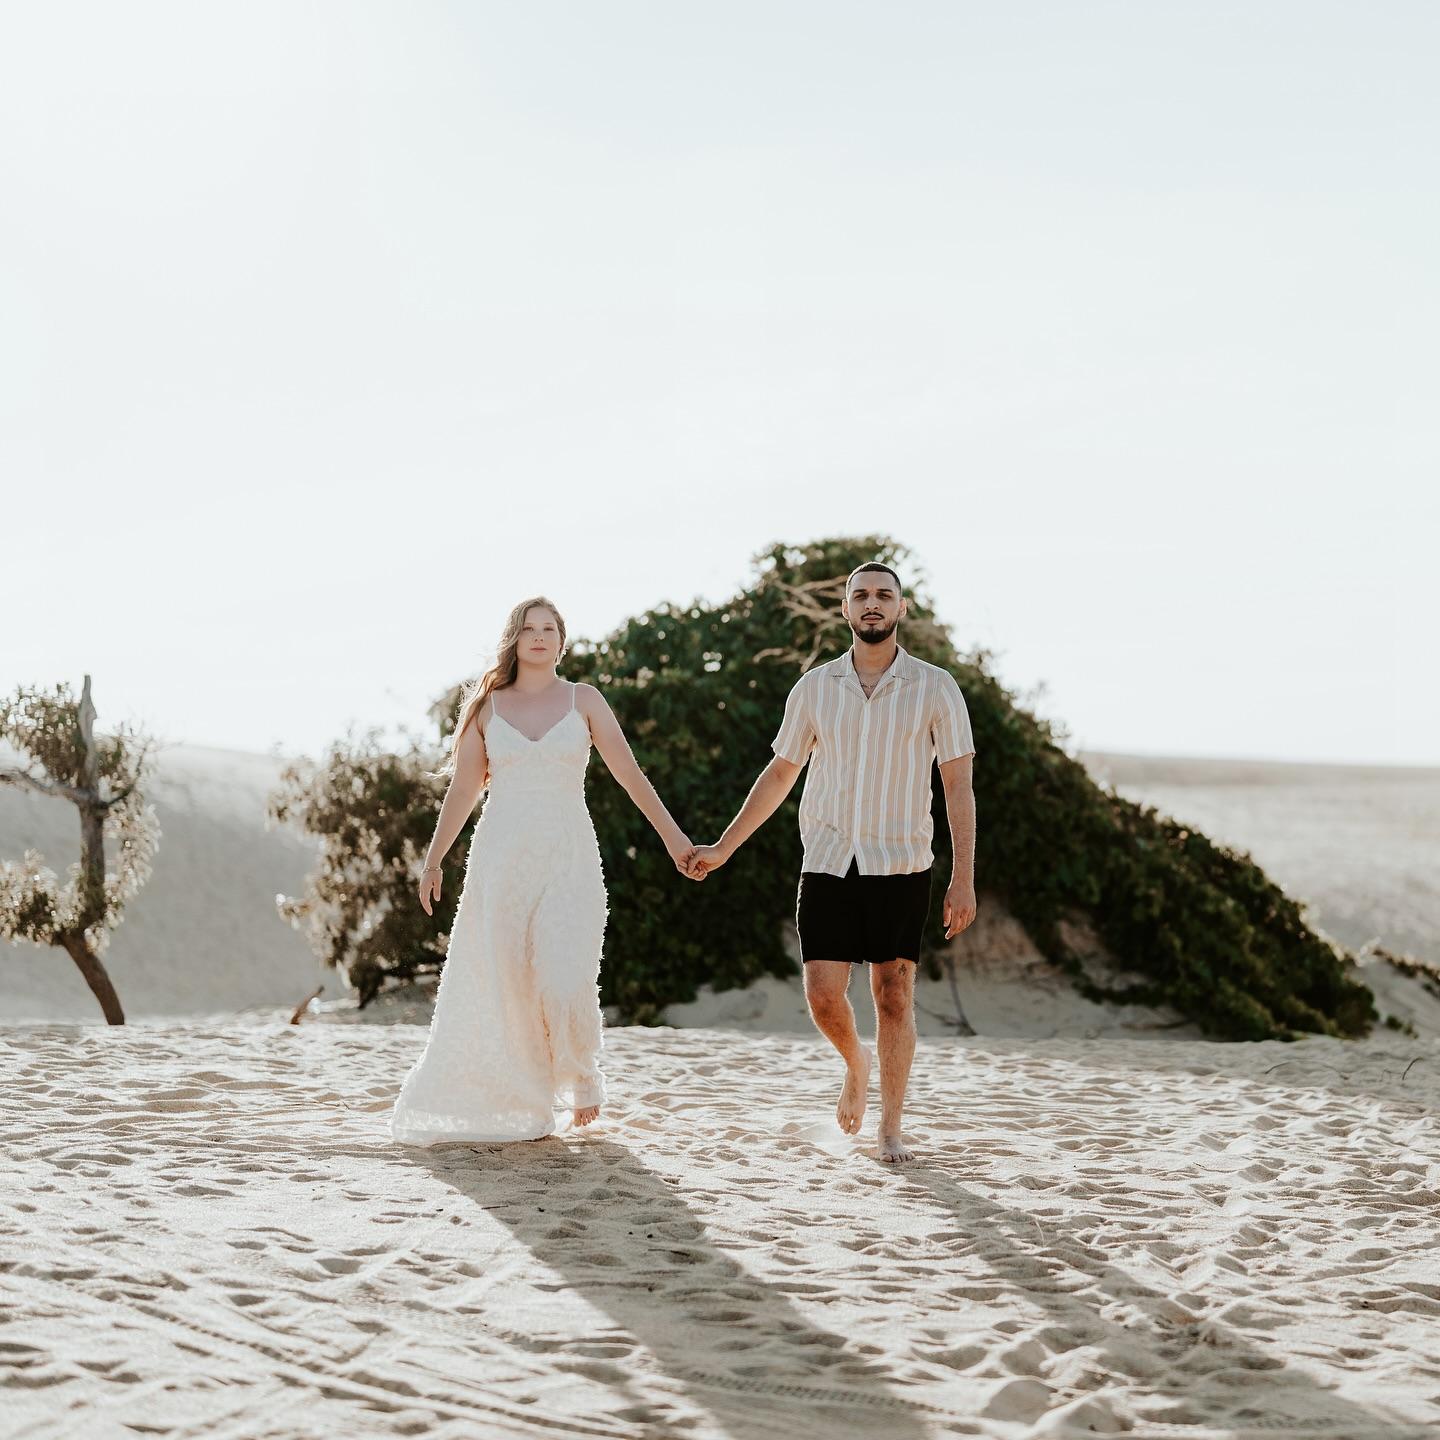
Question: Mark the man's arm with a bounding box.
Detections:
[938,753,977,938]
[687,676,814,876]
[685,755,803,875]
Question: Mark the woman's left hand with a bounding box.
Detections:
[668,834,704,881]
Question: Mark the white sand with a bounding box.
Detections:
[4,1020,1439,1439]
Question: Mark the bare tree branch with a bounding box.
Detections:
[942,953,975,1036]
[0,767,87,804]
[753,566,958,674]
[289,984,324,1025]
[102,738,156,809]
[751,570,858,671]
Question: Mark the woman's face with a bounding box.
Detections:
[517,606,563,667]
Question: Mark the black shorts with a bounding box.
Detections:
[795,858,933,965]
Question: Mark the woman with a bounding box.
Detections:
[389,595,697,1146]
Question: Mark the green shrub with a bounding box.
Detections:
[273,535,1375,1041]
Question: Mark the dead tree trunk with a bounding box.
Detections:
[60,931,125,1025]
[65,676,126,1023]
[943,953,975,1036]
[73,676,109,934]
[0,674,135,1025]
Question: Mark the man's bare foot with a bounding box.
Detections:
[837,1047,872,1134]
[573,1104,600,1128]
[876,1130,914,1164]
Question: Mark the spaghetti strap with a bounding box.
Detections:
[569,681,576,712]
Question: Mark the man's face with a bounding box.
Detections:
[842,574,906,645]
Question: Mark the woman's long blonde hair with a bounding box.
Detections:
[440,595,569,777]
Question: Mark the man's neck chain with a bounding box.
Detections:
[853,644,896,699]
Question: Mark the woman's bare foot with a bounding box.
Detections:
[573,1104,600,1128]
[837,1047,872,1134]
[876,1130,914,1164]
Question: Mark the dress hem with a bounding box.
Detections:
[390,1122,557,1147]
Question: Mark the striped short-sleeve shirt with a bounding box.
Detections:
[771,644,975,877]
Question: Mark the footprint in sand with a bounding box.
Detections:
[314,1256,361,1275]
[981,1377,1054,1424]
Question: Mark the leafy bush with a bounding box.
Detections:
[273,535,1375,1040]
[270,735,457,1007]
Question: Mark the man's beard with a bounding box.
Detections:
[850,615,898,645]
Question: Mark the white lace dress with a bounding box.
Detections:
[389,682,609,1145]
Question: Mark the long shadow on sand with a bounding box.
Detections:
[414,1137,936,1440]
[899,1157,1427,1437]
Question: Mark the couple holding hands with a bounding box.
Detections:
[389,563,977,1164]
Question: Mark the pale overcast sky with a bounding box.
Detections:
[2,3,1436,765]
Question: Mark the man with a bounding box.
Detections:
[685,562,977,1163]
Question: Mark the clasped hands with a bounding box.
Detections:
[667,838,728,882]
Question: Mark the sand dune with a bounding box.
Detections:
[1087,752,1440,966]
[4,1019,1438,1438]
[0,745,326,1021]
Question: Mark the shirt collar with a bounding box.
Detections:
[834,643,917,684]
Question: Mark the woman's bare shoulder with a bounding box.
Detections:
[571,681,615,724]
[459,692,495,741]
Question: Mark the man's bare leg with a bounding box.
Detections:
[871,959,917,1162]
[803,960,872,1135]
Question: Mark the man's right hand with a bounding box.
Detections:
[684,844,729,878]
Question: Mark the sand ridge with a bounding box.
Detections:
[3,1022,1439,1438]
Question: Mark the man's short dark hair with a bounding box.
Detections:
[846,562,903,595]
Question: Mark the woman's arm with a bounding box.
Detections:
[577,683,696,877]
[417,703,490,914]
